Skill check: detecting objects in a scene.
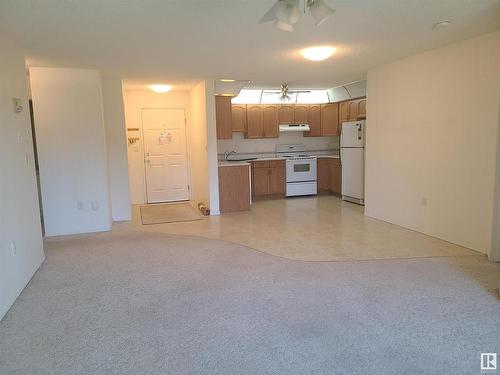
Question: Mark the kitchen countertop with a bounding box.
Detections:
[218,161,251,167]
[219,154,339,166]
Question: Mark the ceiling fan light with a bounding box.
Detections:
[273,19,295,32]
[308,0,335,26]
[275,0,301,24]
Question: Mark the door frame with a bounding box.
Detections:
[140,107,191,204]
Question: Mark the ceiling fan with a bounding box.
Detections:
[268,83,311,101]
[259,0,335,32]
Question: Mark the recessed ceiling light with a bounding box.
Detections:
[220,79,236,82]
[149,84,172,93]
[434,20,451,29]
[300,46,336,61]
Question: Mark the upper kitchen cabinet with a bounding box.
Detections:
[339,101,350,124]
[339,98,367,125]
[320,103,339,136]
[304,104,321,137]
[262,105,279,138]
[231,104,247,132]
[348,100,359,121]
[294,105,309,123]
[357,99,367,119]
[215,96,232,139]
[246,104,264,139]
[278,104,295,123]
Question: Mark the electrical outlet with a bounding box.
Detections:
[91,201,99,211]
[10,241,16,256]
[77,201,84,210]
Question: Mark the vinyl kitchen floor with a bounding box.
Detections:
[126,196,481,262]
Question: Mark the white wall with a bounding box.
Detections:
[492,99,500,262]
[30,68,111,236]
[365,31,500,256]
[0,34,44,320]
[101,77,131,221]
[123,90,190,204]
[204,80,220,215]
[188,82,212,210]
[218,132,338,155]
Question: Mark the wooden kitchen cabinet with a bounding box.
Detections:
[317,157,342,194]
[304,104,321,137]
[339,98,367,126]
[321,103,339,136]
[251,160,285,197]
[246,104,263,139]
[269,160,286,194]
[251,161,270,196]
[339,101,350,124]
[218,165,251,213]
[231,104,247,132]
[294,105,309,123]
[329,159,342,194]
[358,99,366,118]
[262,105,279,138]
[348,100,359,121]
[317,158,330,191]
[215,96,232,139]
[278,104,295,123]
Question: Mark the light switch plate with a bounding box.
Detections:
[13,98,23,113]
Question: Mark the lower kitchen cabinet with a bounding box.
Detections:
[317,157,342,195]
[317,158,330,191]
[328,159,342,194]
[252,162,270,196]
[269,160,286,194]
[251,160,285,197]
[218,165,251,213]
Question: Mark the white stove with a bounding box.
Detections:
[276,145,317,197]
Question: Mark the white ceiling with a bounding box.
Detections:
[1,0,499,90]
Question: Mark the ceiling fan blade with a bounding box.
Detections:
[258,1,281,23]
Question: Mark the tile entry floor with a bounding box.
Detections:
[125,196,482,262]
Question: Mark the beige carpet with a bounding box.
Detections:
[0,229,498,374]
[140,202,204,225]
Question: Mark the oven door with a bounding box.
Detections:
[286,159,317,182]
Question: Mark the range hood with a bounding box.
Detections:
[279,124,310,132]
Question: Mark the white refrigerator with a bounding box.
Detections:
[340,120,365,205]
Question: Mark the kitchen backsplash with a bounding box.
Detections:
[217,132,339,154]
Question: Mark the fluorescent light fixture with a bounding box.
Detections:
[300,46,336,61]
[149,84,172,93]
[308,0,335,26]
[220,79,236,82]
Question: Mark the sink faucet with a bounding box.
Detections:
[224,150,237,161]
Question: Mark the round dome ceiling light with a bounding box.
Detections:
[300,46,336,61]
[149,84,172,93]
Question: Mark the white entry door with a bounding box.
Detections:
[142,108,189,203]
